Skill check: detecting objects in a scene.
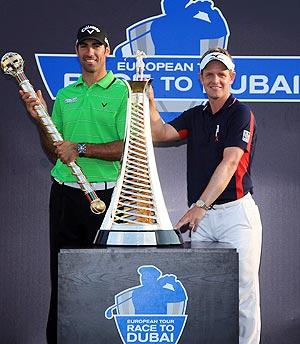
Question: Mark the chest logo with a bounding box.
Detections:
[64,97,77,104]
[102,102,108,107]
[215,125,220,142]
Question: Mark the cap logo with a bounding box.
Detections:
[209,53,222,60]
[81,25,101,34]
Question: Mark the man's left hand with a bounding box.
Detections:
[54,141,78,164]
[175,206,206,232]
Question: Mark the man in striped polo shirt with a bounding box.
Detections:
[149,48,262,344]
[20,24,128,343]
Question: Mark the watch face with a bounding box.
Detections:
[195,199,209,210]
[77,143,86,154]
[196,200,205,208]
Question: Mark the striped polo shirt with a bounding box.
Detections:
[169,95,257,206]
[51,71,128,183]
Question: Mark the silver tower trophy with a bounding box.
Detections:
[1,52,106,214]
[94,51,183,246]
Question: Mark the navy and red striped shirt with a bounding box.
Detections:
[169,95,257,206]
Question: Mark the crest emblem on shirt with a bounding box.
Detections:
[242,130,251,143]
[215,124,220,142]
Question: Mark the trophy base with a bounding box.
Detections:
[94,229,183,246]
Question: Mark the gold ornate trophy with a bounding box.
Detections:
[1,52,105,214]
[94,51,183,245]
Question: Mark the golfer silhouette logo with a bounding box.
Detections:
[35,1,231,121]
[114,0,229,57]
[105,265,188,344]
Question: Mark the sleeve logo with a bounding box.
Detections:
[242,129,251,143]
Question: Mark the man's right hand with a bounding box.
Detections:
[19,89,47,121]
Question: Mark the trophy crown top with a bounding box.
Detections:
[1,52,24,76]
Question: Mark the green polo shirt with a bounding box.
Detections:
[50,71,128,182]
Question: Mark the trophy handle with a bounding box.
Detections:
[1,52,106,214]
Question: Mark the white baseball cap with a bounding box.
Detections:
[200,52,235,72]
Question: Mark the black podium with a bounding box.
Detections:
[58,242,238,344]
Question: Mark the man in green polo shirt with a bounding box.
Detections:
[51,70,126,183]
[20,24,128,343]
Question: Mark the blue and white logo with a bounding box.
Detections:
[35,0,300,122]
[114,0,229,57]
[105,265,188,344]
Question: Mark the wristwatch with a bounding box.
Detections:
[195,199,210,211]
[76,143,87,157]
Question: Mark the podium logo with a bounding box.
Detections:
[105,265,188,344]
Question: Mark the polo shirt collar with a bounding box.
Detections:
[73,70,115,89]
[204,94,236,115]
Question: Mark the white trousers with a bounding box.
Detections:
[192,193,262,344]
